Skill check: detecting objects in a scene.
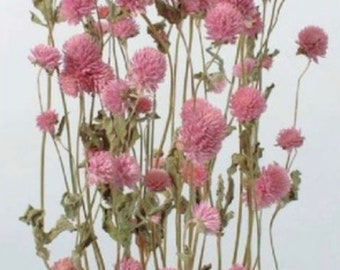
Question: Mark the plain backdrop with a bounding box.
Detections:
[1,0,340,269]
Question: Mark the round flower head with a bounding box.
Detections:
[98,5,109,19]
[208,72,227,93]
[119,257,142,270]
[276,127,304,152]
[181,162,208,188]
[229,263,246,270]
[144,168,172,192]
[182,0,210,14]
[59,0,95,25]
[229,86,266,123]
[129,47,167,92]
[225,0,255,18]
[192,201,221,234]
[87,151,115,185]
[179,98,227,164]
[36,110,58,134]
[116,0,149,13]
[297,25,328,63]
[243,10,263,37]
[51,258,77,270]
[205,2,243,44]
[110,18,139,40]
[134,96,153,113]
[232,58,256,78]
[112,153,141,188]
[255,164,291,208]
[101,80,130,114]
[29,44,61,72]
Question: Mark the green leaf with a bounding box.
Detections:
[55,115,65,137]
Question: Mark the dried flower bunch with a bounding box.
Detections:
[23,0,328,270]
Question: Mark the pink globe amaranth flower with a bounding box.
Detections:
[116,0,149,13]
[60,34,114,97]
[144,168,172,192]
[192,201,221,234]
[297,25,328,63]
[243,10,263,37]
[181,162,208,188]
[94,20,110,35]
[261,55,273,70]
[208,72,227,93]
[112,153,141,188]
[232,58,256,78]
[180,98,227,164]
[36,110,58,134]
[51,258,77,270]
[128,47,167,92]
[225,0,255,18]
[110,18,139,40]
[229,263,246,270]
[29,44,61,72]
[119,257,142,270]
[87,151,115,185]
[101,80,129,114]
[205,2,243,44]
[98,5,109,19]
[134,96,153,113]
[229,86,266,123]
[255,164,291,209]
[276,127,304,152]
[182,0,211,14]
[59,0,95,25]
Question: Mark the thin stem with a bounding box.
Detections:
[198,234,207,270]
[40,133,46,213]
[269,204,281,270]
[52,137,70,192]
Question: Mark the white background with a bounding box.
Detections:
[1,0,340,269]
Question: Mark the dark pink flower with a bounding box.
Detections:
[119,257,142,270]
[60,0,95,25]
[112,153,141,188]
[98,5,109,19]
[101,80,129,114]
[51,258,77,270]
[87,151,115,185]
[128,47,167,92]
[255,164,291,208]
[180,98,227,164]
[192,201,221,234]
[116,0,149,13]
[276,127,304,152]
[134,96,153,113]
[29,44,61,72]
[297,25,328,63]
[232,58,256,78]
[144,168,172,192]
[229,264,246,270]
[229,86,266,122]
[110,18,139,40]
[36,110,58,134]
[205,2,243,43]
[181,162,208,188]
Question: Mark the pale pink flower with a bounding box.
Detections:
[208,72,227,93]
[87,151,115,185]
[232,58,256,78]
[112,153,141,188]
[110,18,139,40]
[192,201,221,234]
[101,80,129,114]
[261,55,273,70]
[128,47,167,92]
[229,86,266,123]
[180,98,227,164]
[51,258,77,270]
[29,44,61,72]
[59,0,95,25]
[182,0,210,14]
[255,164,291,208]
[150,214,161,224]
[276,127,304,152]
[36,110,58,134]
[144,168,172,192]
[119,257,142,270]
[229,263,246,270]
[116,0,149,13]
[205,2,243,43]
[134,96,153,113]
[181,162,208,188]
[297,25,328,63]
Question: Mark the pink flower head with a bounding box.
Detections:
[192,201,221,234]
[110,18,139,40]
[98,5,109,19]
[182,0,211,14]
[181,162,208,188]
[59,0,95,25]
[276,127,304,152]
[94,20,110,35]
[261,55,273,70]
[134,96,153,113]
[225,0,255,18]
[229,86,266,123]
[101,79,130,114]
[297,25,328,63]
[144,168,172,192]
[60,34,114,97]
[205,2,243,44]
[129,47,167,92]
[87,150,115,185]
[112,153,141,188]
[116,0,149,13]
[180,98,227,164]
[36,110,58,134]
[243,10,263,37]
[255,164,291,208]
[208,72,227,93]
[232,58,256,78]
[119,257,142,270]
[229,263,246,270]
[29,44,61,72]
[51,258,77,270]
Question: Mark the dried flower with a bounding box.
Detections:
[276,127,304,152]
[101,80,129,114]
[134,96,153,113]
[119,257,142,270]
[36,110,58,134]
[232,58,256,78]
[229,86,266,122]
[59,0,95,25]
[182,0,210,14]
[144,168,172,192]
[112,153,141,188]
[208,72,227,93]
[29,44,61,72]
[51,258,77,270]
[116,0,149,13]
[180,98,227,164]
[192,201,221,234]
[297,25,328,63]
[261,55,273,70]
[98,5,109,19]
[255,164,291,208]
[110,18,139,40]
[181,162,208,188]
[229,263,246,270]
[87,151,115,185]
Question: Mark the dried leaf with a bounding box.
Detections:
[30,11,47,27]
[61,192,82,220]
[155,0,183,24]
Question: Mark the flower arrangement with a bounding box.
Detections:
[21,0,328,269]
